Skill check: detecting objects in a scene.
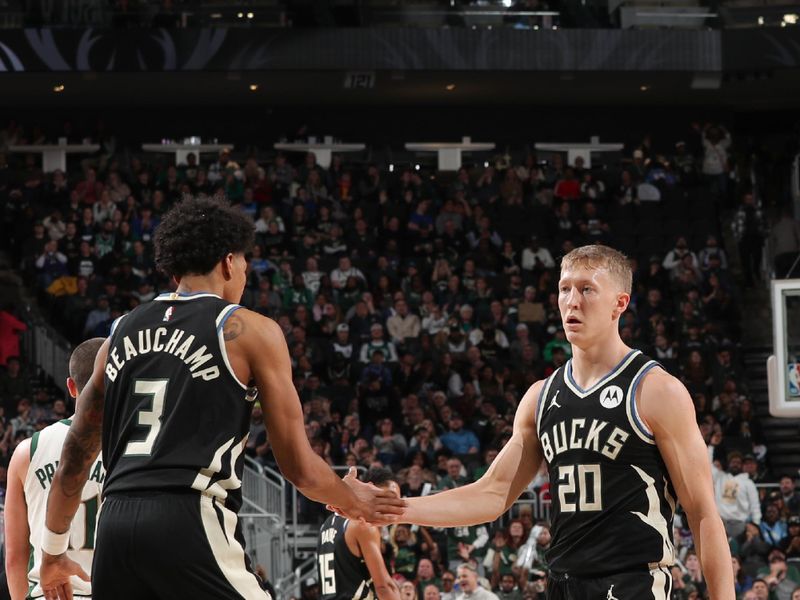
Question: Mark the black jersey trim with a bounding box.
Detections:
[564,349,640,398]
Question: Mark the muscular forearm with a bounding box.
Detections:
[404,480,505,527]
[291,452,358,508]
[46,380,103,535]
[691,512,735,599]
[46,428,100,534]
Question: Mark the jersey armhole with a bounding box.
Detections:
[626,360,660,444]
[215,304,248,391]
[30,431,40,460]
[534,370,558,438]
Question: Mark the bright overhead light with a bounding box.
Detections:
[640,85,649,91]
[445,83,456,91]
[501,0,513,6]
[784,14,798,24]
[53,84,65,93]
[249,84,258,91]
[247,12,254,19]
[415,164,420,171]
[389,164,394,172]
[757,16,764,25]
[484,161,490,168]
[237,12,244,18]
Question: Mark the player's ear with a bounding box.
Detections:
[614,292,630,317]
[66,377,78,399]
[221,253,235,280]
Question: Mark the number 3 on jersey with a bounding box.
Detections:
[124,378,168,456]
[318,553,336,595]
[558,464,602,512]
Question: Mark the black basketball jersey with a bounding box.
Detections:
[317,514,374,600]
[535,349,676,576]
[102,292,256,513]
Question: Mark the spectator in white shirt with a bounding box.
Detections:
[521,237,555,271]
[710,448,761,538]
[302,257,324,295]
[662,236,699,272]
[331,256,366,290]
[387,299,421,345]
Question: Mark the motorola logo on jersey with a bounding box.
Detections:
[599,385,624,409]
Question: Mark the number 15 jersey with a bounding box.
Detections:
[535,350,676,576]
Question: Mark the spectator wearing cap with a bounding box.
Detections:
[710,448,761,537]
[440,413,480,456]
[742,453,768,484]
[780,516,800,559]
[328,323,354,361]
[455,563,499,600]
[359,323,398,363]
[757,549,800,600]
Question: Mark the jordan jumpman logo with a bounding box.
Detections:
[549,390,562,411]
[607,584,619,600]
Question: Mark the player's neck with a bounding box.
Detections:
[570,338,631,389]
[175,274,225,298]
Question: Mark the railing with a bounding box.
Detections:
[275,555,317,599]
[241,456,290,589]
[19,308,71,394]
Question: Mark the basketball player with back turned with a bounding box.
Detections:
[5,338,105,600]
[39,197,405,600]
[353,245,734,599]
[317,467,402,600]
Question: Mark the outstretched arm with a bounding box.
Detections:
[403,380,544,527]
[41,340,108,599]
[5,439,31,600]
[236,310,404,522]
[45,340,107,535]
[639,369,734,600]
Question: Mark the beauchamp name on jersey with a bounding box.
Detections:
[104,326,221,382]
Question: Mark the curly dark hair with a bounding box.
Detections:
[154,197,255,277]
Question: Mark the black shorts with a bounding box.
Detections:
[547,567,673,600]
[93,492,270,600]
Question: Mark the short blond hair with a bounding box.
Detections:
[560,244,632,294]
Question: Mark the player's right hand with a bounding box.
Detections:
[332,467,407,526]
[40,552,90,600]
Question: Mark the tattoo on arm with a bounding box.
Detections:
[223,314,245,341]
[57,380,104,499]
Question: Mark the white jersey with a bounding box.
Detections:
[24,418,105,598]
